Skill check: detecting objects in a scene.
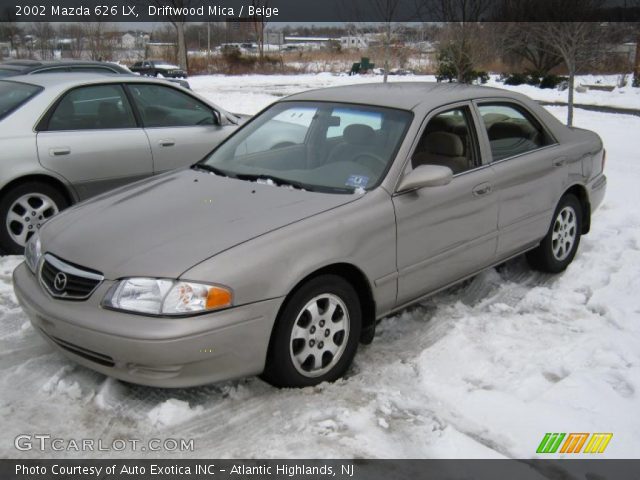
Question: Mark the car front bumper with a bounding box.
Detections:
[13,262,283,388]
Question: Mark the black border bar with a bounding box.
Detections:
[1,0,639,23]
[2,459,640,480]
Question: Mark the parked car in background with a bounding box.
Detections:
[0,59,191,89]
[0,73,242,253]
[130,60,187,79]
[13,83,607,389]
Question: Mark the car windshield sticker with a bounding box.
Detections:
[345,175,369,188]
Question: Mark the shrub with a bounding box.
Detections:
[503,72,529,86]
[539,74,568,89]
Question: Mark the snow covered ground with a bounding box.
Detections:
[1,75,639,459]
[188,73,640,115]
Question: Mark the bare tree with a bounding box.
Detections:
[0,9,22,57]
[30,22,56,60]
[86,22,115,61]
[422,0,492,83]
[150,0,192,70]
[58,23,86,59]
[250,0,269,62]
[496,22,562,76]
[372,0,402,83]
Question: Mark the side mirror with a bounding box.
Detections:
[397,164,453,192]
[213,110,223,125]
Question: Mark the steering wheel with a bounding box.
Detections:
[351,152,387,173]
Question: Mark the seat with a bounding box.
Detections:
[412,132,468,174]
[326,124,377,165]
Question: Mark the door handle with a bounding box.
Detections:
[472,183,492,197]
[553,156,568,167]
[159,139,175,147]
[49,147,70,156]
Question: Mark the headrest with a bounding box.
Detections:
[425,132,464,157]
[343,124,375,145]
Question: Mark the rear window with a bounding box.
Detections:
[0,81,42,120]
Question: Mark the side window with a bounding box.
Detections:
[412,107,478,174]
[127,84,216,127]
[32,67,69,74]
[478,104,550,162]
[69,66,115,74]
[46,84,136,131]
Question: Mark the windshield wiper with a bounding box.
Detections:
[234,173,311,191]
[192,164,235,178]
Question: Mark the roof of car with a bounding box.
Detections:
[0,72,162,88]
[0,60,128,73]
[284,82,522,111]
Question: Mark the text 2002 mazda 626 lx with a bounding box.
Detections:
[13,83,607,388]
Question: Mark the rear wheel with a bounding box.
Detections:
[0,182,68,254]
[261,275,361,388]
[526,194,582,273]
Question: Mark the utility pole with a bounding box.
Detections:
[207,22,211,73]
[634,30,639,87]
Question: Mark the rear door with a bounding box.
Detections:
[125,82,233,173]
[474,101,563,258]
[36,83,153,200]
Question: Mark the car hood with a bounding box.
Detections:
[41,169,360,279]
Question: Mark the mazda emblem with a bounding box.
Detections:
[53,272,68,292]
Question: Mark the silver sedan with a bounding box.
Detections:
[0,73,241,253]
[13,82,607,388]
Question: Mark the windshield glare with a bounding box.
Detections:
[201,101,412,193]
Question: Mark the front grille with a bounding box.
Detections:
[39,254,103,301]
[39,328,115,367]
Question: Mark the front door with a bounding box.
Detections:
[393,104,498,306]
[125,83,234,173]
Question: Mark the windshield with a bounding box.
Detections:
[201,101,412,193]
[0,81,41,120]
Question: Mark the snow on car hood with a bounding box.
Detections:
[40,169,359,279]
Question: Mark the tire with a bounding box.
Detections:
[261,275,362,388]
[0,182,68,255]
[526,194,582,273]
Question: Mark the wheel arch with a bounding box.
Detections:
[563,183,590,234]
[0,174,76,206]
[273,262,377,346]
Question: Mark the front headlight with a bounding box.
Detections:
[24,233,42,274]
[102,278,233,316]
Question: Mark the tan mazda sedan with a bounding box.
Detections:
[13,82,607,388]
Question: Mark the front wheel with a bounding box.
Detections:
[526,194,582,273]
[0,182,68,254]
[261,275,361,388]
